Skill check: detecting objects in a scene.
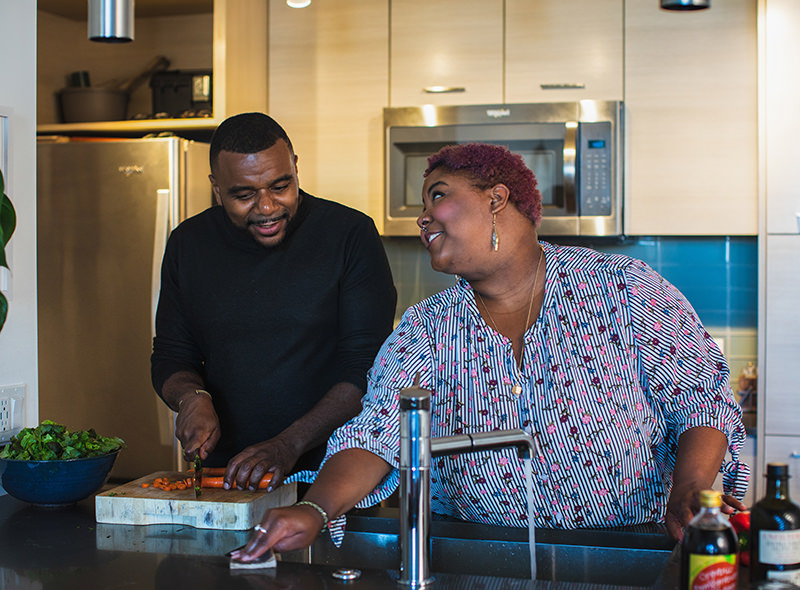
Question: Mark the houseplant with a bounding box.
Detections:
[0,167,16,332]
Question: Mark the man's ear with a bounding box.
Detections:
[209,174,222,206]
[489,183,511,214]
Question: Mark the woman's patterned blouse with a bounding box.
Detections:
[305,242,749,532]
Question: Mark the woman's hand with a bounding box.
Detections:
[665,485,702,541]
[666,426,732,541]
[721,494,748,514]
[230,504,327,561]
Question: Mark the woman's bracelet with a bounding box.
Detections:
[295,500,330,529]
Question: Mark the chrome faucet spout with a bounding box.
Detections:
[430,429,535,460]
[398,376,535,588]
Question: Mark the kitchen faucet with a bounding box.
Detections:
[399,375,536,588]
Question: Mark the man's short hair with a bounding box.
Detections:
[209,112,294,172]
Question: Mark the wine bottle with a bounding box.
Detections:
[750,463,800,584]
[681,489,738,590]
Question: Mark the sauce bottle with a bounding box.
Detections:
[681,489,738,590]
[750,462,800,584]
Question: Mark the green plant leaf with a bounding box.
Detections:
[0,292,7,333]
[0,186,16,255]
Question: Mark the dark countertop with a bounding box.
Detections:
[0,494,748,590]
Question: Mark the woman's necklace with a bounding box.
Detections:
[475,245,545,396]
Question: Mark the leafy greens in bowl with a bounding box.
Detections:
[0,421,126,506]
[0,420,125,460]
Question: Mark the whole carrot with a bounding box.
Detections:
[201,474,272,489]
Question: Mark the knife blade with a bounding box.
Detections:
[193,456,203,498]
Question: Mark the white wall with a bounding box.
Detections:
[0,0,39,452]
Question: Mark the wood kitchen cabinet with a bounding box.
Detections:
[267,0,389,226]
[36,0,267,136]
[623,0,757,236]
[390,0,503,107]
[758,0,800,499]
[505,0,623,104]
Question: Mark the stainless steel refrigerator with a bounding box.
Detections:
[37,137,211,480]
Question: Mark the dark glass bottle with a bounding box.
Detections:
[750,463,800,584]
[681,489,738,590]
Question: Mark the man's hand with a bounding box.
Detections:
[175,393,221,462]
[224,435,301,491]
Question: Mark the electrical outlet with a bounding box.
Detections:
[0,384,25,443]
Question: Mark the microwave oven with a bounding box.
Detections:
[383,100,623,237]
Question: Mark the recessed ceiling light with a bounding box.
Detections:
[287,0,311,7]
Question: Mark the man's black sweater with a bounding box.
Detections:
[151,192,396,470]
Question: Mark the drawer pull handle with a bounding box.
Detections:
[540,83,586,90]
[423,86,466,94]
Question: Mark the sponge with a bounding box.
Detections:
[227,547,277,570]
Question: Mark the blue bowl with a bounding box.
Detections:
[0,451,119,507]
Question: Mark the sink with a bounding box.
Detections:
[283,507,676,588]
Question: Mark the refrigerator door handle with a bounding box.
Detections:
[152,189,180,461]
[151,189,170,338]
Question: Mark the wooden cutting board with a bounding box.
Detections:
[95,471,297,530]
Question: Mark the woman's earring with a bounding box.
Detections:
[491,213,500,252]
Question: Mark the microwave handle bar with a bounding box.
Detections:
[563,122,578,216]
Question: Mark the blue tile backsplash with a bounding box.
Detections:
[381,235,758,393]
[382,235,757,329]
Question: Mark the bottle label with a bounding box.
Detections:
[767,569,800,584]
[687,554,737,590]
[760,530,800,565]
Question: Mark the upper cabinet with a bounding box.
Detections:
[389,0,621,108]
[505,0,623,104]
[623,0,758,235]
[764,0,800,235]
[36,0,267,135]
[268,0,389,227]
[390,0,503,107]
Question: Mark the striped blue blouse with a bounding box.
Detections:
[296,241,749,532]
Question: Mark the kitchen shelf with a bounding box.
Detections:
[37,117,219,136]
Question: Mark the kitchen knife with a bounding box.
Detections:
[193,456,202,498]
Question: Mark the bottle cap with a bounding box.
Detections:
[766,463,791,478]
[698,489,722,508]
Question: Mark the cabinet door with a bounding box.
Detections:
[762,436,800,501]
[624,0,757,235]
[765,0,800,235]
[268,0,388,225]
[390,0,503,107]
[763,235,800,435]
[505,0,622,104]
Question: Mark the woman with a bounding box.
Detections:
[232,143,749,561]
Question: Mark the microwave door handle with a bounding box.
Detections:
[563,122,578,215]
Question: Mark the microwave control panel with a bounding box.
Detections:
[578,122,613,216]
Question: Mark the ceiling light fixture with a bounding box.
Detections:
[660,0,710,10]
[287,0,311,7]
[88,0,135,43]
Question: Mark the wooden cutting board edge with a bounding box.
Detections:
[95,471,297,530]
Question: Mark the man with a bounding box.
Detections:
[151,112,396,491]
